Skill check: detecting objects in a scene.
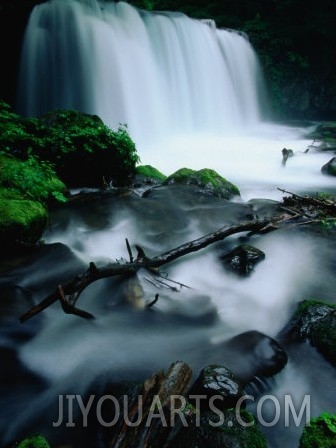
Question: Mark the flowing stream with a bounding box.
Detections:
[1,0,336,446]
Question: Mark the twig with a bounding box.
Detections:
[146,294,159,308]
[125,238,134,263]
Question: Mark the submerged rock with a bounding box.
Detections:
[219,244,265,277]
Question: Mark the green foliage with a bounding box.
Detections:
[0,154,68,204]
[17,433,50,448]
[0,102,140,188]
[300,413,336,448]
[128,0,157,10]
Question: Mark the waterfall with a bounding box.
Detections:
[17,0,268,148]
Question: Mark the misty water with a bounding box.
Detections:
[1,0,336,446]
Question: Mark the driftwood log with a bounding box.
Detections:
[19,191,336,323]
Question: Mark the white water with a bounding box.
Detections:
[18,0,267,145]
[18,0,335,200]
[4,0,336,446]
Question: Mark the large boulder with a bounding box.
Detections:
[163,168,240,199]
[280,299,336,367]
[321,157,336,176]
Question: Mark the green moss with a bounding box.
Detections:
[164,167,240,199]
[17,433,50,448]
[135,164,167,181]
[166,167,196,182]
[294,299,336,317]
[0,198,48,245]
[198,168,240,196]
[300,413,336,448]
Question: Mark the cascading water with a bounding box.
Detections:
[2,0,336,447]
[17,0,267,147]
[17,0,335,198]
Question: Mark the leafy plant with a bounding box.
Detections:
[300,412,336,448]
[0,153,68,204]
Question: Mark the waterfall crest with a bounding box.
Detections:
[17,0,269,147]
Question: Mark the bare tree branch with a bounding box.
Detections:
[20,190,335,325]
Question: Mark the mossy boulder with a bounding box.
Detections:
[299,412,336,448]
[309,122,336,146]
[134,164,167,186]
[0,153,67,247]
[281,299,336,367]
[0,198,48,245]
[164,168,240,199]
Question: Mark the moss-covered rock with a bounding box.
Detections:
[309,122,336,145]
[134,164,167,187]
[135,164,167,181]
[299,412,336,448]
[0,153,67,247]
[281,299,336,367]
[164,168,240,199]
[0,198,48,245]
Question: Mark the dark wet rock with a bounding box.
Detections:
[282,147,294,166]
[0,243,87,302]
[168,408,267,448]
[321,157,336,176]
[280,299,336,367]
[191,330,288,386]
[188,364,243,411]
[219,244,265,277]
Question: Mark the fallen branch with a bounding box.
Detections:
[20,194,333,324]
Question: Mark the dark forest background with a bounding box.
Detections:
[0,0,335,121]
